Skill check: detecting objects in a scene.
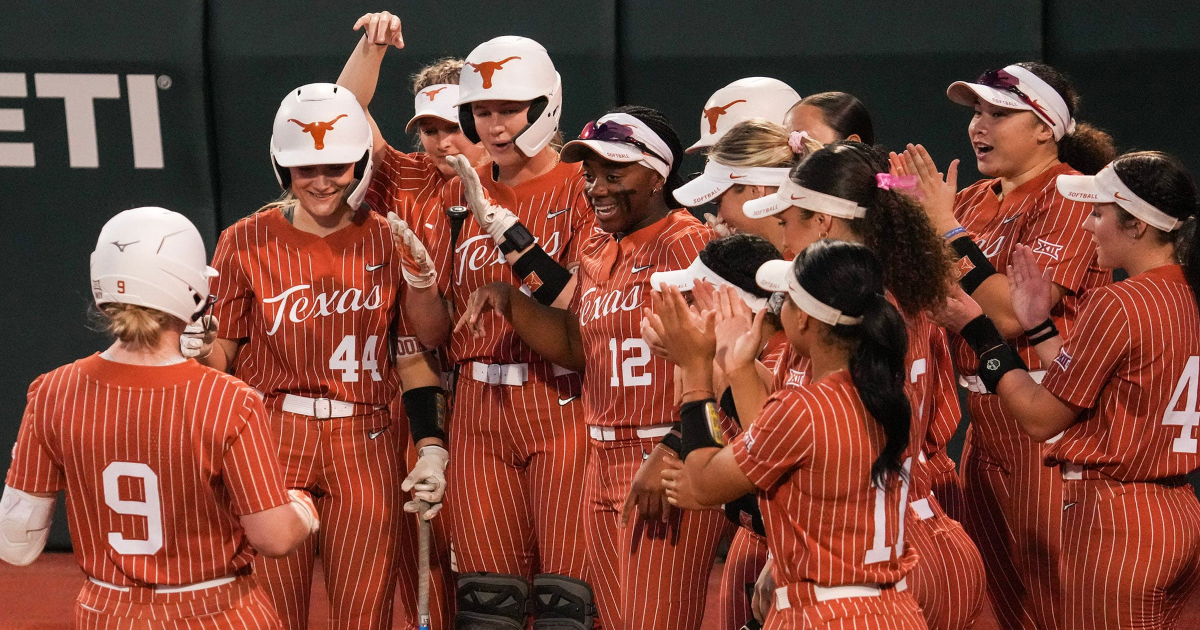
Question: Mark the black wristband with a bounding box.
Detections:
[959,314,1007,358]
[679,399,724,461]
[977,343,1028,394]
[719,387,739,422]
[1025,318,1060,345]
[658,422,682,455]
[950,236,998,295]
[401,386,448,444]
[511,245,573,305]
[498,222,535,254]
[722,493,766,537]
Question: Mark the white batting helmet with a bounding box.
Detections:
[456,36,563,157]
[271,83,374,209]
[90,207,218,324]
[687,77,802,153]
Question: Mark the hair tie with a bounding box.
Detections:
[875,173,918,191]
[788,131,812,155]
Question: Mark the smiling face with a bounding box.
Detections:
[582,155,663,234]
[418,118,488,179]
[968,99,1054,178]
[715,184,787,252]
[289,163,356,219]
[471,100,533,168]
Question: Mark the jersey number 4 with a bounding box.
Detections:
[102,462,164,555]
[1163,355,1200,454]
[330,335,383,383]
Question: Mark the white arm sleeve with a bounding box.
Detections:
[0,484,55,566]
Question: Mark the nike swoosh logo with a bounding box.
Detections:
[1001,214,1022,224]
[789,194,806,201]
[1063,501,1077,510]
[547,209,570,219]
[1114,191,1130,201]
[729,173,746,180]
[558,396,578,406]
[631,264,653,273]
[368,428,387,440]
[366,263,387,271]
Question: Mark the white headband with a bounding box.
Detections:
[742,174,869,220]
[1003,65,1076,140]
[672,158,791,207]
[1058,165,1185,232]
[598,112,675,178]
[650,256,769,311]
[755,259,864,326]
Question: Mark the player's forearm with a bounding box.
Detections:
[971,275,1024,338]
[1031,336,1064,369]
[727,365,768,430]
[684,447,752,507]
[503,241,578,308]
[405,287,452,349]
[240,503,312,558]
[337,35,387,108]
[997,371,1078,441]
[506,288,585,371]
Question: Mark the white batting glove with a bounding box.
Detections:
[386,212,438,289]
[704,213,735,237]
[402,445,448,520]
[288,489,320,535]
[180,315,219,359]
[446,154,519,244]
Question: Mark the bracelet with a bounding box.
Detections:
[1025,318,1060,345]
[943,226,967,240]
[658,424,682,454]
[679,388,715,400]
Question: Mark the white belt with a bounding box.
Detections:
[89,575,237,594]
[587,423,674,441]
[280,393,358,419]
[959,370,1045,394]
[1061,462,1084,480]
[469,362,576,386]
[910,497,935,521]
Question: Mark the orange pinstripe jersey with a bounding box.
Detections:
[1043,264,1200,481]
[575,211,711,427]
[732,370,918,587]
[6,356,290,585]
[209,209,406,404]
[363,147,447,228]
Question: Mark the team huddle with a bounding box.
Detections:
[4,9,1200,630]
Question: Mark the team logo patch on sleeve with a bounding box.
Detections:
[524,271,544,292]
[956,256,975,279]
[1033,239,1064,260]
[1054,349,1073,371]
[705,401,726,447]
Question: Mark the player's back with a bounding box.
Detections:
[8,354,289,587]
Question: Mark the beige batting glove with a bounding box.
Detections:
[703,213,735,237]
[386,212,438,289]
[180,315,218,359]
[446,154,518,243]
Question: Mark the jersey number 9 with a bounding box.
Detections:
[102,462,164,555]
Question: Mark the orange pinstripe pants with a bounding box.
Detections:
[905,495,986,630]
[718,527,769,630]
[74,576,282,630]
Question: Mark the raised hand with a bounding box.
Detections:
[712,285,766,375]
[386,212,437,289]
[896,144,960,233]
[704,213,734,237]
[647,286,716,369]
[180,315,218,359]
[445,154,518,243]
[353,11,405,49]
[1008,244,1054,330]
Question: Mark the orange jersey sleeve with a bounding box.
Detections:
[5,374,65,494]
[364,146,445,225]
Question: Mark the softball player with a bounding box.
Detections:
[661,240,927,629]
[892,61,1115,630]
[183,83,450,630]
[739,142,985,630]
[1,207,318,629]
[941,151,1200,629]
[686,77,801,155]
[454,106,726,629]
[782,91,875,145]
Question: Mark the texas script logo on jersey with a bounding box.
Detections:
[578,285,643,324]
[422,87,449,101]
[261,284,384,335]
[703,100,747,134]
[455,233,561,284]
[289,114,349,150]
[468,57,521,89]
[1032,238,1064,260]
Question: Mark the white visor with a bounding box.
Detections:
[672,159,791,207]
[561,113,674,178]
[742,176,868,220]
[755,259,863,326]
[405,84,461,133]
[947,65,1076,140]
[650,257,769,310]
[1057,165,1184,232]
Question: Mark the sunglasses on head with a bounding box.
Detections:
[578,120,668,164]
[976,69,1054,124]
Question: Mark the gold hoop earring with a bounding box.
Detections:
[819,231,828,239]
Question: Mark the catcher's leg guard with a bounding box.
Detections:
[455,572,529,630]
[531,573,596,630]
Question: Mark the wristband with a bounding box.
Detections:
[959,315,1007,358]
[511,245,573,305]
[401,386,448,444]
[950,236,998,295]
[679,399,724,460]
[943,226,967,240]
[719,387,739,422]
[658,423,682,455]
[498,222,536,254]
[722,493,766,537]
[977,343,1028,393]
[1025,318,1060,345]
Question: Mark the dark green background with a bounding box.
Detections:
[2,1,1197,548]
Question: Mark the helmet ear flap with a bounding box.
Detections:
[525,96,549,126]
[354,150,369,180]
[458,104,481,143]
[273,158,292,191]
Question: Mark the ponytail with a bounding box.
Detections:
[1016,62,1116,176]
[847,293,911,486]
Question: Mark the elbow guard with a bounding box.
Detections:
[401,386,448,444]
[511,245,573,305]
[0,485,55,566]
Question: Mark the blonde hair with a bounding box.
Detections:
[99,303,179,348]
[709,119,797,169]
[412,58,464,93]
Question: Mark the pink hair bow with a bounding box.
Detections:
[875,173,918,191]
[788,130,812,154]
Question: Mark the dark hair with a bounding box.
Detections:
[791,141,955,316]
[1016,62,1115,176]
[700,233,783,299]
[796,92,875,145]
[1111,151,1200,301]
[611,105,685,209]
[792,240,910,486]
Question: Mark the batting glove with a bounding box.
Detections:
[446,154,519,244]
[386,212,438,289]
[704,213,735,237]
[288,489,320,535]
[180,315,219,359]
[402,445,449,520]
